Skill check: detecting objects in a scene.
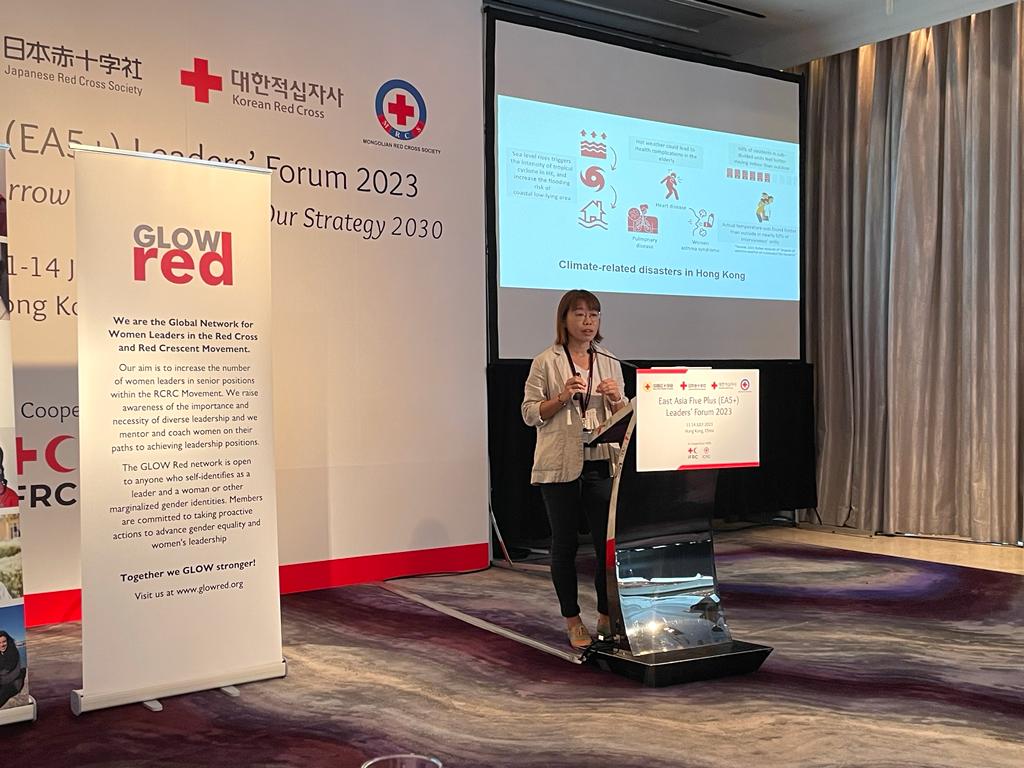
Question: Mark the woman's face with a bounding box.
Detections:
[0,635,7,653]
[564,301,601,345]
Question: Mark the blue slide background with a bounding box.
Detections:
[497,96,800,301]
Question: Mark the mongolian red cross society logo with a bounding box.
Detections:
[375,79,427,140]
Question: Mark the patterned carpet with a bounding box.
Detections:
[3,532,1022,767]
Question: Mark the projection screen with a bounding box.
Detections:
[490,17,803,361]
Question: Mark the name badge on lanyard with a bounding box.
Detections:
[563,344,595,432]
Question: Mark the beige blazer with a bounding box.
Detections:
[521,344,626,484]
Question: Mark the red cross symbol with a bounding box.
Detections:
[711,382,717,389]
[388,93,416,126]
[644,382,652,391]
[180,57,223,103]
[15,436,35,475]
[680,381,687,389]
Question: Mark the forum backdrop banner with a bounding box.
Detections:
[72,147,283,713]
[0,144,35,725]
[0,0,488,624]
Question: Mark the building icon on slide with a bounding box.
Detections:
[579,200,608,229]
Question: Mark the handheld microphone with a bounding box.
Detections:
[588,343,639,369]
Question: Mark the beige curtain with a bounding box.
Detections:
[800,1,1024,544]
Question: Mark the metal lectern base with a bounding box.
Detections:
[587,640,772,687]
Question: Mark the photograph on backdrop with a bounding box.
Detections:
[0,441,17,510]
[1,152,7,318]
[0,604,28,710]
[0,512,22,601]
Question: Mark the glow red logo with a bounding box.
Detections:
[133,225,233,286]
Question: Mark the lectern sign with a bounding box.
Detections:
[636,368,759,472]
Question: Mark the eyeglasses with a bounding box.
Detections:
[571,311,601,322]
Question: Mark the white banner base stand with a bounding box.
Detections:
[70,659,286,716]
[0,697,37,725]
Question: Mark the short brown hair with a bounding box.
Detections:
[554,289,603,346]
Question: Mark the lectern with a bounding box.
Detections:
[586,393,772,687]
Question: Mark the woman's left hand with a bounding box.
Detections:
[596,378,621,403]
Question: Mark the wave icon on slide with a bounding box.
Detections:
[580,129,608,159]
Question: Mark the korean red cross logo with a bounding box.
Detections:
[180,57,223,103]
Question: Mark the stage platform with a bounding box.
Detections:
[4,530,1023,767]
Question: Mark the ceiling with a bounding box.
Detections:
[493,0,1015,68]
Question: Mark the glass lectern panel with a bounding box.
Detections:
[607,416,731,657]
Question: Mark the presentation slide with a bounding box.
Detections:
[491,19,802,361]
[498,96,799,301]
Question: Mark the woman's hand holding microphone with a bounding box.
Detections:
[558,375,587,405]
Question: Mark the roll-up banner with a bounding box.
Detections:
[0,144,36,726]
[71,145,284,714]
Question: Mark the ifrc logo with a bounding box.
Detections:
[16,434,77,508]
[376,79,426,140]
[17,435,75,474]
[180,57,223,103]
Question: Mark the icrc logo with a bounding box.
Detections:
[375,79,426,140]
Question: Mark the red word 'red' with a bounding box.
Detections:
[132,224,233,286]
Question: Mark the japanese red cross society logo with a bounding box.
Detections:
[376,79,426,140]
[740,378,751,391]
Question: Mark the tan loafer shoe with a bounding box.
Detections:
[567,621,592,649]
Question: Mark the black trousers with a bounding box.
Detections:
[0,672,24,708]
[539,460,611,618]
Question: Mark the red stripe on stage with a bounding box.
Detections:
[25,588,81,627]
[23,542,490,627]
[676,462,761,470]
[637,368,688,374]
[279,542,490,594]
